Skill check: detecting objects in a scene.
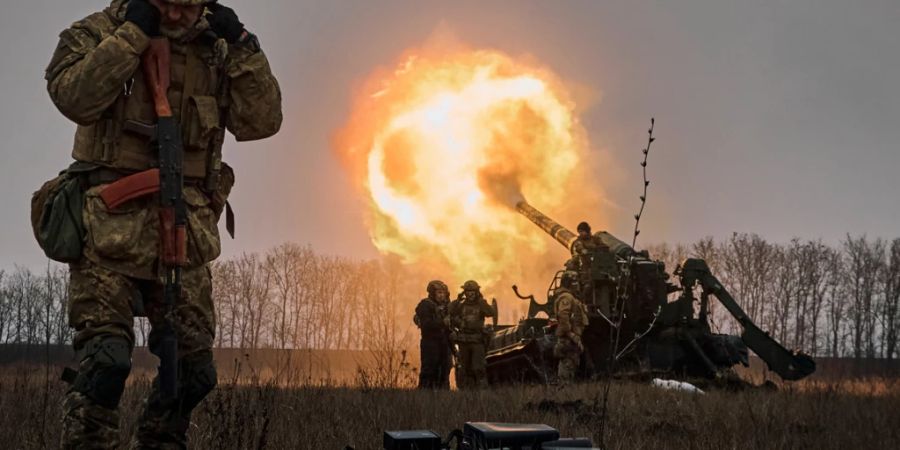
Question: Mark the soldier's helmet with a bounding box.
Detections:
[426,280,448,295]
[461,280,481,291]
[577,221,591,234]
[559,270,580,289]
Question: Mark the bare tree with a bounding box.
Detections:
[826,254,849,357]
[211,259,239,348]
[715,233,777,335]
[265,244,311,349]
[0,270,7,344]
[881,239,900,359]
[790,240,830,353]
[5,267,43,344]
[800,242,836,355]
[691,236,720,273]
[232,253,272,349]
[843,235,886,358]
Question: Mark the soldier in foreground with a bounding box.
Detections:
[43,0,281,448]
[449,280,495,388]
[414,280,453,389]
[554,271,589,383]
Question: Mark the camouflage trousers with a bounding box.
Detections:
[554,335,583,383]
[62,260,217,450]
[456,341,488,388]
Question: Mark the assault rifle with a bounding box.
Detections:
[379,422,596,450]
[143,37,184,401]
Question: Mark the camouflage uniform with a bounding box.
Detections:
[448,281,494,388]
[571,234,617,316]
[45,1,282,448]
[553,287,588,383]
[414,280,452,389]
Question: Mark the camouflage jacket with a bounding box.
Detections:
[554,288,588,338]
[571,236,600,269]
[571,236,617,277]
[45,1,282,280]
[448,296,494,339]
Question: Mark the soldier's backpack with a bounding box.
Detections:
[30,164,90,263]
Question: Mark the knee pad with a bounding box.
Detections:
[180,351,217,411]
[72,335,132,409]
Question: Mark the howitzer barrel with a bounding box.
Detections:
[516,201,637,258]
[593,231,637,259]
[516,201,578,251]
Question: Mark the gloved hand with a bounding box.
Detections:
[206,3,245,43]
[125,0,161,37]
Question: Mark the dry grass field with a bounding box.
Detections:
[1,361,898,450]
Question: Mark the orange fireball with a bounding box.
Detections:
[336,45,596,286]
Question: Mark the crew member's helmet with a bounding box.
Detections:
[426,280,448,296]
[461,280,481,291]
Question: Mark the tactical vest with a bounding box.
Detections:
[457,300,488,333]
[72,37,227,181]
[555,291,589,335]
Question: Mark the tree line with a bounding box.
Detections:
[1,234,897,360]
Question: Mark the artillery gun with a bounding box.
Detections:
[484,201,816,383]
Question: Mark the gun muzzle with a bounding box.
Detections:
[515,201,578,252]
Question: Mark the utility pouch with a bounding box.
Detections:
[30,165,90,263]
[185,95,221,152]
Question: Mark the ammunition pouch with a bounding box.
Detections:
[30,163,94,263]
[185,95,221,153]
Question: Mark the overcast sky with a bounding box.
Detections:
[1,0,898,270]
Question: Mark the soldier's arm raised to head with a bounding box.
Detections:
[45,16,149,126]
[225,39,283,141]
